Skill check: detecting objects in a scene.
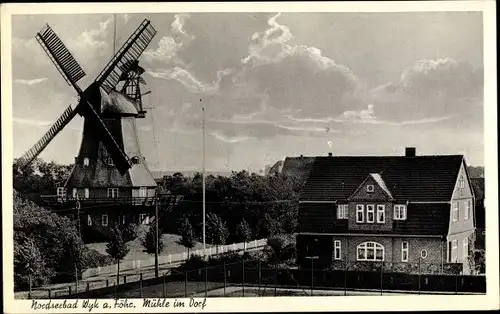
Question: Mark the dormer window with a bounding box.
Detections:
[131,156,140,164]
[83,157,89,166]
[337,204,348,219]
[108,188,119,198]
[366,184,374,193]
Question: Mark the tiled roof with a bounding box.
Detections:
[300,155,464,202]
[370,173,393,199]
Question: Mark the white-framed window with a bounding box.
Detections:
[102,214,109,227]
[121,215,126,224]
[334,240,341,260]
[356,204,364,223]
[337,204,348,219]
[451,240,458,262]
[87,215,92,226]
[139,187,147,198]
[401,241,409,262]
[452,202,459,222]
[83,157,89,166]
[464,200,469,220]
[376,205,385,223]
[56,187,66,198]
[84,188,89,199]
[366,205,375,223]
[394,205,407,220]
[72,188,77,199]
[366,184,374,193]
[357,242,384,261]
[107,188,119,198]
[463,237,468,261]
[458,175,465,189]
[420,249,428,259]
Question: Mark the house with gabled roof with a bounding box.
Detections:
[297,147,477,274]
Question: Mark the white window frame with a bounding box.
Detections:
[57,187,66,198]
[452,202,459,222]
[84,188,89,199]
[366,184,374,193]
[356,241,385,261]
[464,200,470,220]
[139,213,148,225]
[72,188,77,199]
[334,240,341,260]
[102,214,109,227]
[420,249,428,259]
[87,215,92,226]
[83,157,89,166]
[451,239,458,262]
[401,241,409,262]
[139,187,147,198]
[459,175,465,189]
[121,215,126,225]
[337,204,348,219]
[393,205,407,220]
[463,237,468,261]
[376,205,385,223]
[107,188,119,198]
[366,204,375,223]
[356,204,365,223]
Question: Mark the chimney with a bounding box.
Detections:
[328,152,333,157]
[300,154,303,158]
[405,147,416,157]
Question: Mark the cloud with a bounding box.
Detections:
[147,67,231,94]
[371,58,483,125]
[13,78,48,85]
[13,117,52,126]
[144,13,193,65]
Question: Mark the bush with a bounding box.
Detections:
[82,248,114,269]
[81,225,113,243]
[119,223,139,243]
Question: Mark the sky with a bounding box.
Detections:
[11,12,484,172]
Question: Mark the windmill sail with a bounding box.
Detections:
[95,19,157,94]
[16,105,78,169]
[36,24,86,91]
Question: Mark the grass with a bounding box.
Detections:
[85,233,211,261]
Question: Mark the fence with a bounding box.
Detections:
[82,239,267,278]
[22,259,486,299]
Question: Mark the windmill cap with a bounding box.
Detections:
[100,88,139,116]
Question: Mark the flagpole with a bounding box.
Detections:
[202,105,206,260]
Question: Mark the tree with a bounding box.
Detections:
[235,218,253,245]
[264,234,297,267]
[106,227,130,285]
[14,237,53,290]
[206,213,229,254]
[177,217,197,258]
[141,226,165,255]
[14,191,86,287]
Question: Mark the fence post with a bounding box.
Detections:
[258,260,261,292]
[223,259,227,297]
[140,273,143,298]
[162,273,166,298]
[242,259,245,297]
[204,264,208,298]
[48,289,52,299]
[380,262,383,296]
[28,275,32,299]
[86,282,90,292]
[274,268,278,297]
[106,279,109,287]
[184,268,188,297]
[418,258,421,295]
[344,263,348,296]
[68,285,72,297]
[124,275,127,284]
[455,273,458,295]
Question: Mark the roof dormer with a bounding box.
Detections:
[347,173,394,202]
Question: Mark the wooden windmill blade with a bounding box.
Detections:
[35,24,86,92]
[95,19,157,94]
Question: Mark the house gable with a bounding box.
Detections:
[348,173,394,202]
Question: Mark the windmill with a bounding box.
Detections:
[15,19,159,223]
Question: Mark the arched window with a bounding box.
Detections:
[357,241,385,261]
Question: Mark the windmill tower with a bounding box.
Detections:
[15,19,159,228]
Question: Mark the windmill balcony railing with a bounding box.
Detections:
[40,195,156,207]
